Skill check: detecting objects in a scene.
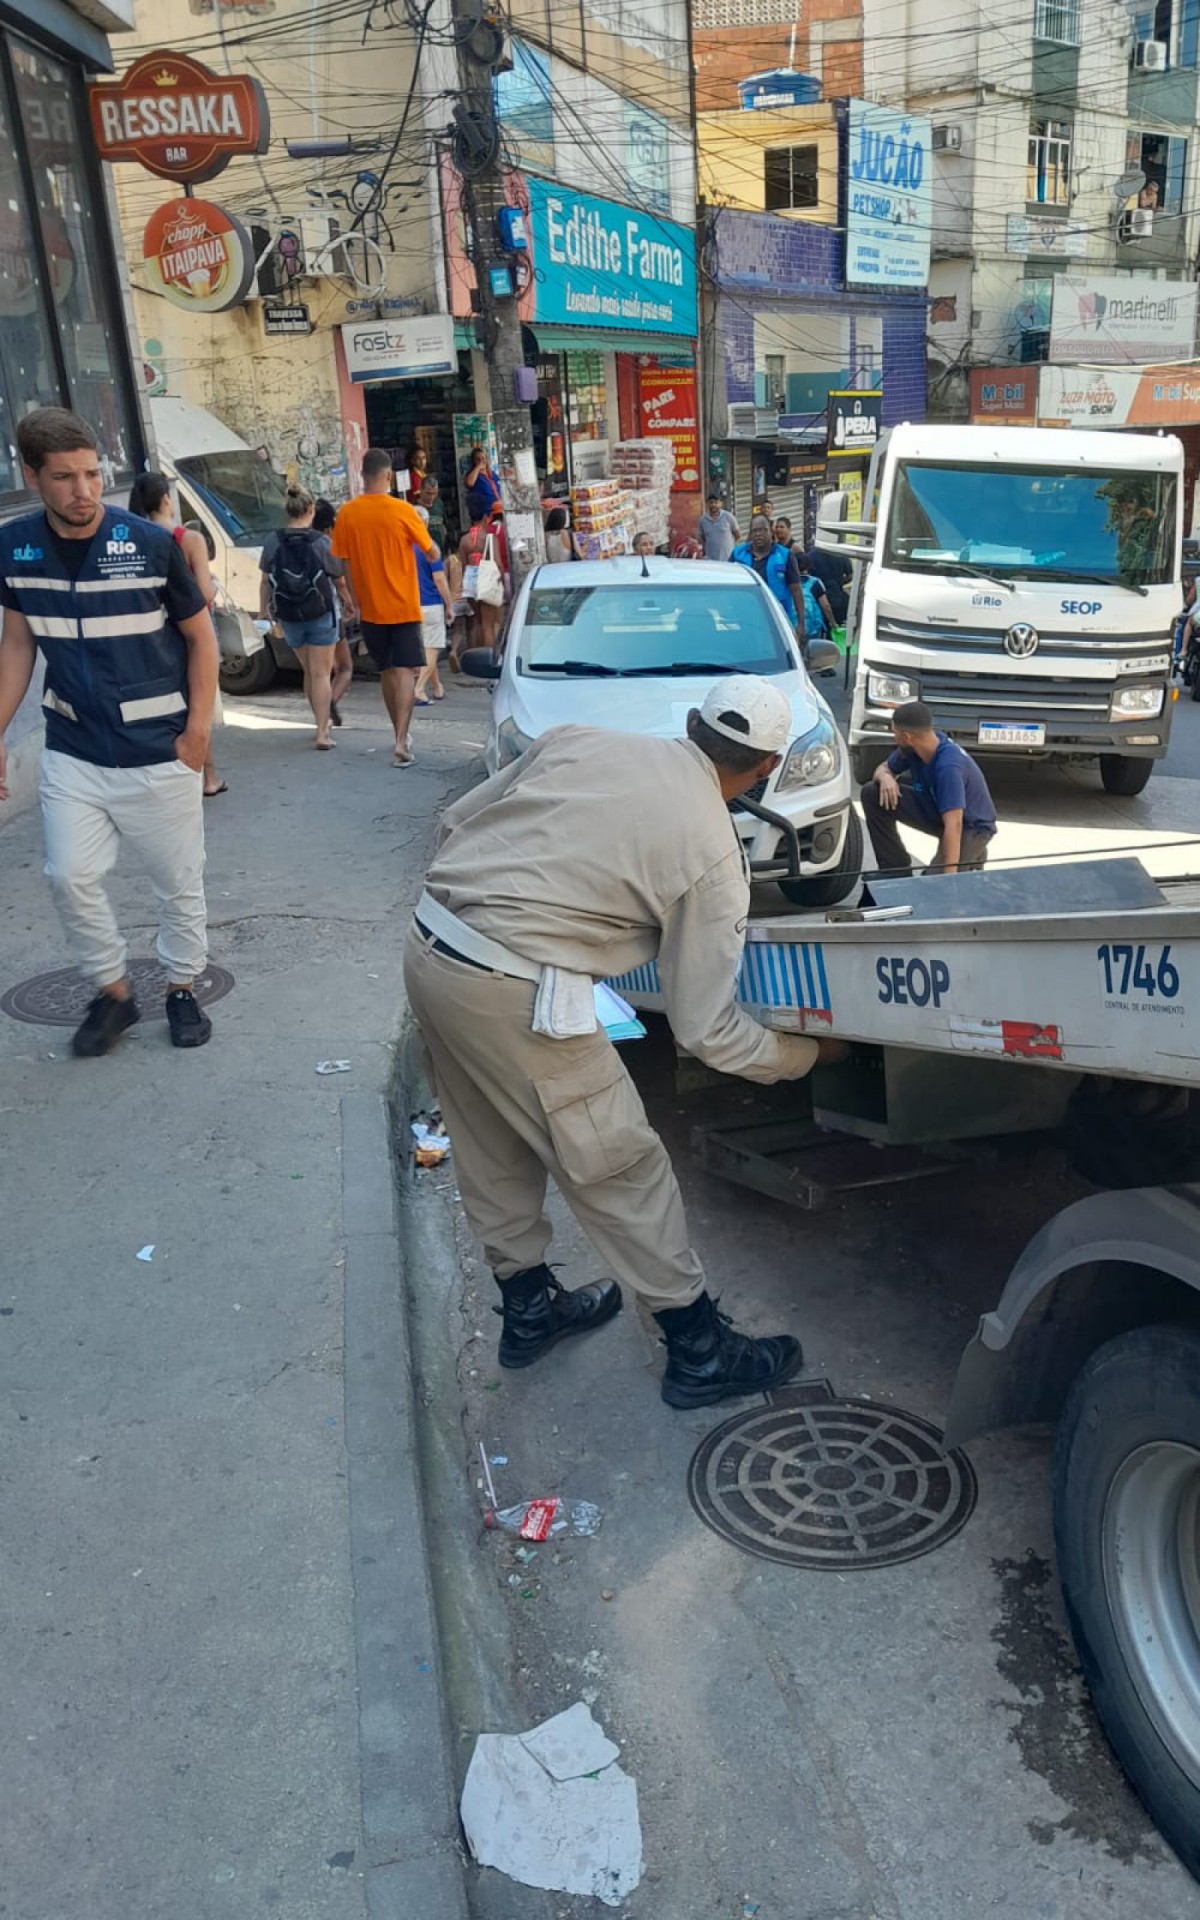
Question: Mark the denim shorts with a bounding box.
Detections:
[281,613,337,649]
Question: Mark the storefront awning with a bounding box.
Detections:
[453,321,696,359]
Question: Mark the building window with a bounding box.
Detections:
[1033,0,1081,42]
[11,40,135,482]
[0,73,59,497]
[1027,118,1072,206]
[764,145,819,212]
[1126,129,1188,212]
[693,0,795,24]
[765,353,786,409]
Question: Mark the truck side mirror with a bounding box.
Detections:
[806,637,840,676]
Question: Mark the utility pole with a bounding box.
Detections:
[449,1,545,584]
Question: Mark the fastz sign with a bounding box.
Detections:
[89,51,269,184]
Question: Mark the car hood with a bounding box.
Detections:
[504,667,823,744]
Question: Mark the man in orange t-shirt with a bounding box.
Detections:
[331,447,436,767]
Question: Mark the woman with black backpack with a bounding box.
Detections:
[259,485,345,749]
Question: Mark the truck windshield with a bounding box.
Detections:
[519,582,793,675]
[174,451,289,548]
[885,462,1176,588]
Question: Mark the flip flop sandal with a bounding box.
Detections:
[203,782,229,797]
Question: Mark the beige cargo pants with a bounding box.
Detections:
[403,926,706,1313]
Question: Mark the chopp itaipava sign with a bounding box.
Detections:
[143,198,255,312]
[90,51,269,183]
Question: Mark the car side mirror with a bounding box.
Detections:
[806,637,840,675]
[460,647,502,681]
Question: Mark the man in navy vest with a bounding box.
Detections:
[731,513,807,640]
[0,408,219,1056]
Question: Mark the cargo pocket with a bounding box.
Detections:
[534,1046,651,1187]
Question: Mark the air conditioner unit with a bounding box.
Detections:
[726,403,778,439]
[299,211,344,277]
[1134,38,1168,69]
[932,125,962,153]
[1120,206,1156,239]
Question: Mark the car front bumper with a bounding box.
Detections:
[733,796,851,881]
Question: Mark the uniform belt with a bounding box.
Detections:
[412,889,544,984]
[414,922,488,972]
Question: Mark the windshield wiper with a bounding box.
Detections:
[617,661,742,677]
[1017,568,1148,598]
[894,557,1012,592]
[526,660,618,676]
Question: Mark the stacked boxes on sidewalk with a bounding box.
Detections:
[612,440,675,551]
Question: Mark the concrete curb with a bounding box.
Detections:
[341,1092,470,1920]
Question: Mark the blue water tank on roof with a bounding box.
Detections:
[738,69,821,110]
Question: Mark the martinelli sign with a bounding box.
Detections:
[89,51,269,184]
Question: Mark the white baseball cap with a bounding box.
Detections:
[700,674,792,754]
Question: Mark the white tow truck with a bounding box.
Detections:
[821,422,1181,797]
[610,856,1200,1879]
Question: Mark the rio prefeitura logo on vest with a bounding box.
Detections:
[101,520,150,577]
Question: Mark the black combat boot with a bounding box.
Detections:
[654,1292,802,1409]
[495,1264,622,1369]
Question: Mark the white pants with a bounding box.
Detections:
[40,749,208,989]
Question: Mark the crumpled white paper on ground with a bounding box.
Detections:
[460,1702,641,1907]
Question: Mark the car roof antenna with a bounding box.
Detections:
[640,551,650,578]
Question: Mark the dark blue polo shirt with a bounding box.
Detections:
[888,731,997,838]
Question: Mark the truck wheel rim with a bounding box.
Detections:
[1103,1440,1200,1786]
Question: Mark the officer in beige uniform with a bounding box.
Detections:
[405,677,841,1409]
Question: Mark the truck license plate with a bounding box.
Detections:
[978,721,1045,747]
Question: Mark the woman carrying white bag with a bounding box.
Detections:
[457,504,508,649]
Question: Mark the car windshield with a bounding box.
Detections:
[884,462,1176,588]
[174,451,289,548]
[518,582,794,675]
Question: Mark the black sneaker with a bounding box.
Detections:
[72,992,140,1058]
[330,699,343,726]
[166,988,212,1049]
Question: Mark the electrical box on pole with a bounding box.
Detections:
[449,0,545,582]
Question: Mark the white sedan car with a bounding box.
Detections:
[470,556,861,908]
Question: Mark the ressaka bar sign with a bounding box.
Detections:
[89,51,269,184]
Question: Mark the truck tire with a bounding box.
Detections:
[851,744,880,785]
[1099,754,1153,797]
[219,646,278,696]
[778,807,863,909]
[1055,1324,1200,1880]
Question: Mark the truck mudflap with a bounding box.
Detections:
[944,1184,1200,1450]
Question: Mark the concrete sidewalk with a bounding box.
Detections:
[0,685,487,1920]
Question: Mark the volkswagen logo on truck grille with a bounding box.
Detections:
[1003,622,1039,659]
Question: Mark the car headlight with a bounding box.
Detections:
[776,715,843,792]
[868,671,916,706]
[1110,685,1164,719]
[496,717,536,765]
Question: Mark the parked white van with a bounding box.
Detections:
[149,396,291,694]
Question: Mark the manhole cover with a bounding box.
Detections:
[1,959,235,1028]
[688,1396,977,1570]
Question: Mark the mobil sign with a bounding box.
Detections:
[845,100,932,290]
